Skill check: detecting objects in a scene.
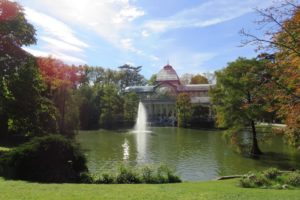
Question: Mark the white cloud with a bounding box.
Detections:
[26,0,145,52]
[143,0,274,34]
[163,51,216,75]
[114,6,145,23]
[141,30,150,37]
[120,38,143,54]
[22,47,51,57]
[23,7,88,64]
[23,47,87,64]
[40,36,84,53]
[24,7,88,48]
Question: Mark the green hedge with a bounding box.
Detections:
[0,135,87,183]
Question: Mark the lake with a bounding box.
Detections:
[76,127,300,181]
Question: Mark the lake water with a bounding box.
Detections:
[76,127,300,181]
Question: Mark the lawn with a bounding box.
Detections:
[0,178,299,200]
[0,146,10,152]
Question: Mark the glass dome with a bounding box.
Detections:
[156,64,180,83]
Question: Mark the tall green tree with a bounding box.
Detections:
[77,84,100,130]
[0,0,57,137]
[123,92,139,124]
[118,64,147,91]
[99,84,123,128]
[210,58,270,155]
[176,93,192,128]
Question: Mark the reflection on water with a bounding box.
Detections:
[122,139,129,160]
[76,127,300,181]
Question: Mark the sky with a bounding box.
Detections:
[19,0,276,78]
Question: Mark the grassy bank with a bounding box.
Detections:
[0,178,299,200]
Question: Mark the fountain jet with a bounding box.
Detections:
[134,101,148,133]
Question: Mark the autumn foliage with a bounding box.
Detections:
[37,57,84,91]
[0,0,20,21]
[241,1,300,146]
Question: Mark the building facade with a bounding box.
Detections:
[125,64,214,126]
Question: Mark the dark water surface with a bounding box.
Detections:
[76,127,300,181]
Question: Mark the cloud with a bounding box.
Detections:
[23,47,87,64]
[143,0,274,34]
[120,38,142,54]
[113,6,145,23]
[23,7,88,64]
[26,0,145,51]
[24,7,88,48]
[40,36,84,53]
[163,51,217,75]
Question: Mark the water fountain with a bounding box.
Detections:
[134,101,148,133]
[133,101,149,162]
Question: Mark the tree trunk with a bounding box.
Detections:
[0,113,8,138]
[60,87,66,134]
[250,120,262,155]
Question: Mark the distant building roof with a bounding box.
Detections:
[177,84,214,92]
[125,86,154,93]
[156,64,180,84]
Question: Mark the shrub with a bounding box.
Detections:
[239,175,255,188]
[79,172,94,184]
[95,165,182,184]
[285,171,300,186]
[239,173,270,188]
[156,165,181,183]
[116,165,141,184]
[141,166,157,183]
[263,168,280,180]
[0,135,87,183]
[96,173,115,184]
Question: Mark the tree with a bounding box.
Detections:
[77,85,100,130]
[7,58,58,136]
[241,0,300,146]
[0,1,57,137]
[210,58,270,155]
[118,64,147,91]
[148,74,157,85]
[37,57,84,136]
[176,93,192,128]
[99,84,124,128]
[190,74,209,84]
[123,92,139,124]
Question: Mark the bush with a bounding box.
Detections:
[239,174,270,188]
[94,165,182,184]
[263,168,280,180]
[116,165,141,184]
[0,135,87,183]
[79,172,94,184]
[239,169,300,189]
[286,171,300,186]
[95,173,115,184]
[141,166,157,183]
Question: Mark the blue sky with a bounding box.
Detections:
[19,0,275,78]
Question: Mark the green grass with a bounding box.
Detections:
[0,178,299,200]
[0,146,10,152]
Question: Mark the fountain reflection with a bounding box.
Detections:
[122,139,130,160]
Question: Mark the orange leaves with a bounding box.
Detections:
[0,0,20,21]
[37,57,84,91]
